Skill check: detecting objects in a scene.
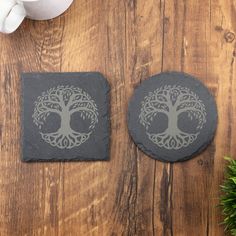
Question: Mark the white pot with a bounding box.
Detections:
[0,0,74,34]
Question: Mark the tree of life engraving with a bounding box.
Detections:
[139,85,207,150]
[32,85,99,149]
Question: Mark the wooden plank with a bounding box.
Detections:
[0,14,66,236]
[161,0,235,235]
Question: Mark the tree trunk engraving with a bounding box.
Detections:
[139,85,207,150]
[33,85,99,149]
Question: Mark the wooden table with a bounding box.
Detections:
[0,0,235,235]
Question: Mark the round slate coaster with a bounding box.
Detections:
[128,72,218,162]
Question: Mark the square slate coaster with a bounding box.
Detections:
[21,72,110,162]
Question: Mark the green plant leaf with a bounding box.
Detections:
[220,157,236,236]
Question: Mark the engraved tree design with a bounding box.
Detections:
[32,85,99,149]
[139,85,207,150]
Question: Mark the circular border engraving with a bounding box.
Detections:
[128,72,218,162]
[32,85,99,149]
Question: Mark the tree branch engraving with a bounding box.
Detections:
[139,85,207,150]
[32,85,99,149]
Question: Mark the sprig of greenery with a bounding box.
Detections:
[220,157,236,236]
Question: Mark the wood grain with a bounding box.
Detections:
[0,0,235,235]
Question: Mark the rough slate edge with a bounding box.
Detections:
[127,71,218,163]
[20,72,111,162]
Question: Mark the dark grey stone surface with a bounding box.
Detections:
[128,72,218,162]
[21,72,110,162]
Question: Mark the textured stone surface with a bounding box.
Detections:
[21,72,110,162]
[128,72,218,162]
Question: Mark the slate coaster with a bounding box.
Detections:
[21,72,110,162]
[128,72,218,162]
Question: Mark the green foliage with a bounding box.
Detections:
[220,157,236,236]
